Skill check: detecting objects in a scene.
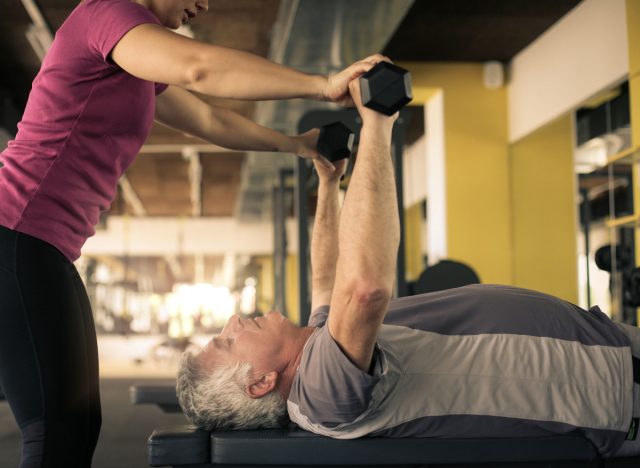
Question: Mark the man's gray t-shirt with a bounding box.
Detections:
[287,284,633,457]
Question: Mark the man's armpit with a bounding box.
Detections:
[292,325,381,427]
[309,305,330,327]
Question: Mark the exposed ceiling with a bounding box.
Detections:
[384,0,582,62]
[0,0,584,287]
[1,0,280,219]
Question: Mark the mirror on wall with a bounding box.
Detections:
[575,82,637,323]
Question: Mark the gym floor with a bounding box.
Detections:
[0,378,188,468]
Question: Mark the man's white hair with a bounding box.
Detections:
[176,351,289,430]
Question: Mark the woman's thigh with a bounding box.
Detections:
[0,227,101,467]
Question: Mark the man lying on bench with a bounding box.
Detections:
[176,76,640,460]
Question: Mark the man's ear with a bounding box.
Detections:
[245,371,278,399]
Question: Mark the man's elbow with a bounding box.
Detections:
[349,281,392,309]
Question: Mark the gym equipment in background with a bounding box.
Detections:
[411,260,480,295]
[594,244,640,309]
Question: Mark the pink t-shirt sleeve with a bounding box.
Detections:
[155,82,169,95]
[86,0,163,64]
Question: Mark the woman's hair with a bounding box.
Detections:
[176,351,289,430]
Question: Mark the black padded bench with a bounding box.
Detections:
[136,384,640,467]
[130,383,181,413]
[148,425,640,467]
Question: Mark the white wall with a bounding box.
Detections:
[403,131,427,207]
[425,91,447,263]
[400,95,446,263]
[83,216,298,256]
[508,0,629,142]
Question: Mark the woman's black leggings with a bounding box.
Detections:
[0,225,101,467]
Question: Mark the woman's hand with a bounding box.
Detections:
[290,129,335,172]
[322,54,387,107]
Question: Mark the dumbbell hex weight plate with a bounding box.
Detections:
[317,122,354,162]
[360,62,412,116]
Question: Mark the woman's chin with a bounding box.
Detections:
[163,17,183,29]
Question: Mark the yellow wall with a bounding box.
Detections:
[632,76,640,269]
[257,254,300,323]
[286,254,300,324]
[626,1,640,320]
[631,77,640,155]
[400,63,511,284]
[627,0,640,164]
[255,256,273,313]
[255,254,300,323]
[627,0,640,78]
[404,202,424,281]
[509,115,578,303]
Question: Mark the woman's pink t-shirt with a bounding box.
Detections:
[0,0,168,261]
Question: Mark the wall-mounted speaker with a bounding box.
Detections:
[483,61,504,89]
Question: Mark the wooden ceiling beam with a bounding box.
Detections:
[118,175,147,216]
[183,147,203,217]
[20,0,53,61]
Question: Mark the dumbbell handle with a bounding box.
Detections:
[316,122,354,162]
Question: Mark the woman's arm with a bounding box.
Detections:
[155,86,332,167]
[112,24,381,104]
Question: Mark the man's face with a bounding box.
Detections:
[151,0,208,29]
[197,311,297,375]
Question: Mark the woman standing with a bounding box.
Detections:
[0,0,382,466]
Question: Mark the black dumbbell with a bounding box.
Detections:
[317,122,354,162]
[359,62,412,116]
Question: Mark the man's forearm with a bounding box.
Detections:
[311,179,341,298]
[336,124,399,290]
[322,79,399,372]
[187,45,326,101]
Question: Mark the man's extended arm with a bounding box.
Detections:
[310,159,347,315]
[327,80,400,371]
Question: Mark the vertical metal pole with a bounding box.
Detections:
[272,187,282,315]
[580,189,592,309]
[393,118,408,297]
[295,157,311,326]
[272,172,288,317]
